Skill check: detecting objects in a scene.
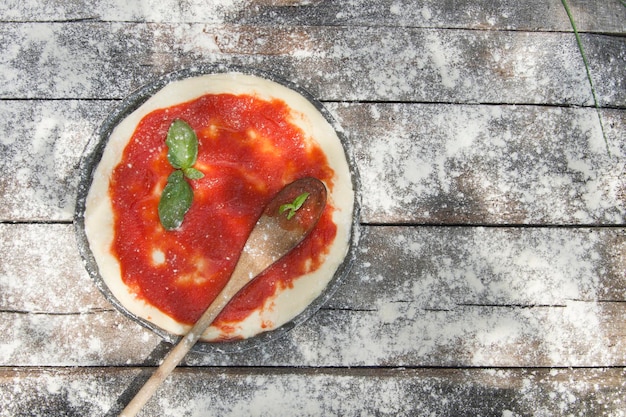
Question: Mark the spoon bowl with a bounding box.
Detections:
[239,176,328,279]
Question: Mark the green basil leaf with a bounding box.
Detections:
[279,203,293,217]
[183,167,205,180]
[292,192,309,211]
[158,170,193,230]
[279,192,310,220]
[166,119,198,170]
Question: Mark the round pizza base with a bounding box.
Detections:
[77,68,357,351]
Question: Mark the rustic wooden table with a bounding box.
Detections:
[1,1,625,416]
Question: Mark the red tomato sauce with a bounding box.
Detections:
[109,94,337,335]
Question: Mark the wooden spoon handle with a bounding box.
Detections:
[119,281,238,417]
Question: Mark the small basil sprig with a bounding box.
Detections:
[158,119,204,230]
[279,192,310,220]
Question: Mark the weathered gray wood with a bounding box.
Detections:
[566,0,626,34]
[1,23,603,105]
[2,224,624,367]
[581,33,626,108]
[2,1,624,416]
[237,0,626,34]
[1,367,625,417]
[331,226,626,308]
[1,101,624,224]
[1,0,624,34]
[3,300,624,368]
[334,103,625,225]
[3,224,624,314]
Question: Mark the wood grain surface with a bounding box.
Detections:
[0,0,624,416]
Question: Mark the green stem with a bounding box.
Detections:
[560,0,611,157]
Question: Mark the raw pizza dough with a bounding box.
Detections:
[84,72,354,341]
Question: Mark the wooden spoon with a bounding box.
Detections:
[120,177,327,417]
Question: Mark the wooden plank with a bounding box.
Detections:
[3,224,624,313]
[334,103,625,225]
[581,33,626,108]
[1,366,625,416]
[1,101,624,224]
[237,0,626,35]
[1,301,625,368]
[2,224,624,367]
[331,226,626,308]
[2,0,624,35]
[0,23,600,105]
[0,310,161,367]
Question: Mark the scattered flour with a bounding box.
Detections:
[343,103,624,224]
[0,101,105,220]
[0,2,624,416]
[389,2,402,16]
[424,31,460,89]
[96,0,248,23]
[421,7,433,20]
